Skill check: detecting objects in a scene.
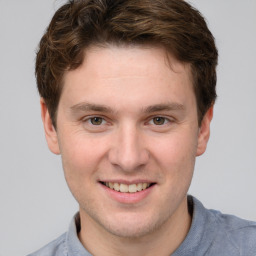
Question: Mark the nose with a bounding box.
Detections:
[108,125,149,172]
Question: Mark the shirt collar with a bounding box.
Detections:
[172,195,218,256]
[66,213,92,256]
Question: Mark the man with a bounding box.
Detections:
[29,0,256,255]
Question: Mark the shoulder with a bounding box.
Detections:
[190,196,256,255]
[212,210,256,254]
[27,233,67,256]
[209,207,256,256]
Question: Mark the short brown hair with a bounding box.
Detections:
[36,0,218,128]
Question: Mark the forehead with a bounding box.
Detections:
[60,45,194,110]
[63,45,193,83]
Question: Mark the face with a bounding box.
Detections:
[42,45,212,239]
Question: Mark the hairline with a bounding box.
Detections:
[53,42,198,129]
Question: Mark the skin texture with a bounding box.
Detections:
[41,45,213,256]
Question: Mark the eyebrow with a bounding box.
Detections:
[70,102,115,113]
[70,102,185,114]
[143,103,185,113]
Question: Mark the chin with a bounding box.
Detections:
[99,211,167,239]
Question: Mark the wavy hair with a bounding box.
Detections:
[36,0,218,127]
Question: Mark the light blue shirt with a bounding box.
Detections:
[28,196,256,256]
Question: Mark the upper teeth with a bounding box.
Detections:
[104,182,150,193]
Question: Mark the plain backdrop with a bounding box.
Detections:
[0,1,255,255]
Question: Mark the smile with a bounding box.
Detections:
[102,182,152,193]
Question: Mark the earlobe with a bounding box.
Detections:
[40,98,60,155]
[196,106,214,156]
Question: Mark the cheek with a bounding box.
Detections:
[59,133,108,181]
[59,136,107,204]
[157,138,196,197]
[149,130,198,191]
[151,131,198,166]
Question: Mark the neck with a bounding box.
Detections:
[78,198,191,256]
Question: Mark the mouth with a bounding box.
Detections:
[100,181,155,193]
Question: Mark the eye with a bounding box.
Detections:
[81,116,110,132]
[150,117,168,125]
[89,117,105,125]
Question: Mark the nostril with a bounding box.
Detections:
[108,136,150,171]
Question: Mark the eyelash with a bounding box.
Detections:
[89,117,106,125]
[82,116,107,126]
[148,116,171,126]
[82,115,172,127]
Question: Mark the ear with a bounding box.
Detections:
[196,106,214,156]
[40,98,60,155]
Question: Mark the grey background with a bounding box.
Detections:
[0,1,255,255]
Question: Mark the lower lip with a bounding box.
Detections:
[100,183,155,204]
